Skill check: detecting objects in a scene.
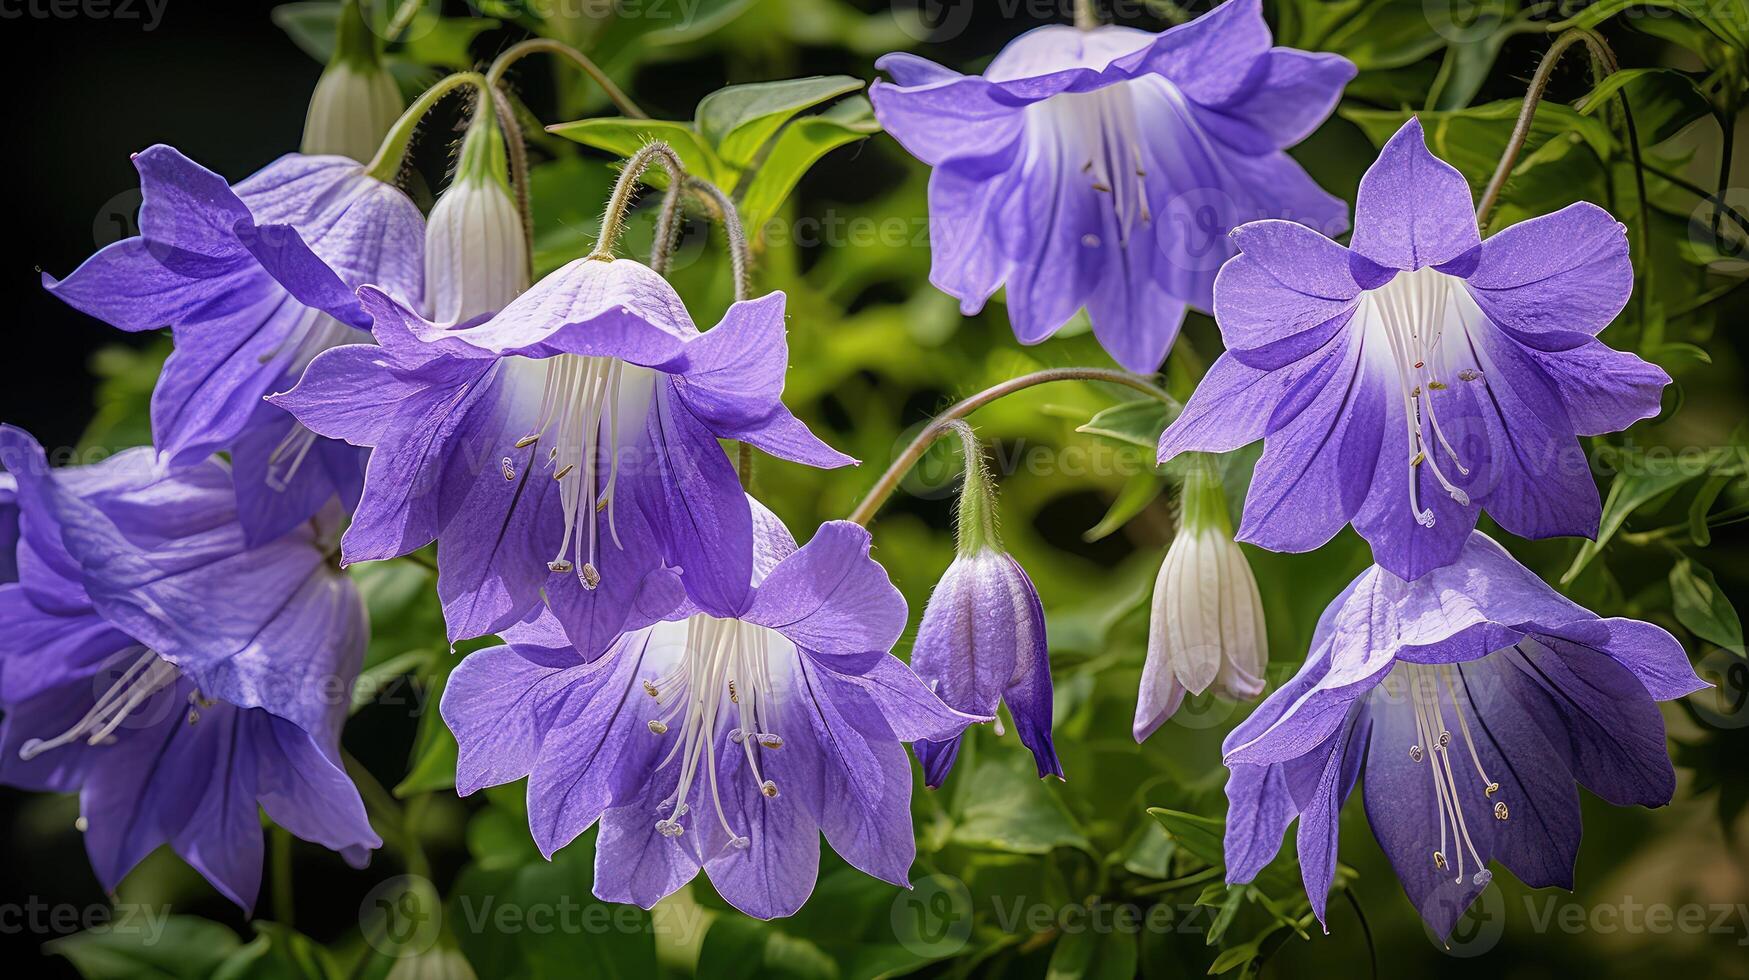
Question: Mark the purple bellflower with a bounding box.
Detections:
[441,499,976,919]
[869,0,1353,372]
[43,146,425,546]
[1220,531,1704,939]
[0,427,377,911]
[907,423,1060,787]
[1158,117,1670,581]
[271,256,853,659]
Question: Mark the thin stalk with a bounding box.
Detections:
[592,142,689,260]
[385,0,422,40]
[270,827,294,926]
[486,37,648,119]
[684,176,752,302]
[1075,0,1101,30]
[846,368,1176,526]
[364,71,487,184]
[489,84,535,279]
[1476,30,1592,228]
[1345,889,1379,980]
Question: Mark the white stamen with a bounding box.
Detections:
[19,651,180,761]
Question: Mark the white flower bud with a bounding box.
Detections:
[299,1,402,163]
[301,63,403,163]
[424,112,529,324]
[1133,457,1267,741]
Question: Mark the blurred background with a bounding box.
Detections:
[3,0,1748,976]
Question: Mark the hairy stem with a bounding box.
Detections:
[1476,29,1594,228]
[847,368,1176,526]
[486,37,648,119]
[365,71,487,184]
[489,84,535,280]
[592,142,690,260]
[684,176,753,302]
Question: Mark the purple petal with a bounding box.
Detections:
[1350,119,1480,271]
[745,521,907,662]
[670,292,855,469]
[1525,339,1669,436]
[1463,203,1630,348]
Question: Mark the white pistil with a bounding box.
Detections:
[18,651,180,760]
[1402,663,1505,887]
[642,615,787,851]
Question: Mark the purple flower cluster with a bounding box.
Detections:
[4,0,1702,939]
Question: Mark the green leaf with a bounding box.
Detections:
[1277,0,1455,70]
[1083,472,1164,543]
[1075,399,1178,451]
[272,2,496,68]
[1562,467,1703,583]
[1671,554,1745,651]
[546,118,728,187]
[736,96,880,237]
[1146,808,1224,867]
[949,757,1090,855]
[211,922,341,980]
[696,74,864,167]
[1045,929,1137,980]
[394,665,457,797]
[47,916,241,980]
[1576,67,1713,145]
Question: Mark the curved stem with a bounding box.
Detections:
[1476,29,1594,228]
[364,71,487,184]
[486,37,648,119]
[649,185,688,275]
[384,0,422,41]
[1344,889,1379,980]
[592,142,690,260]
[683,176,752,302]
[489,84,535,280]
[846,368,1176,527]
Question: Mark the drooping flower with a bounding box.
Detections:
[0,427,378,911]
[1158,117,1669,581]
[300,0,403,162]
[1220,531,1704,939]
[43,144,425,545]
[1134,454,1266,741]
[424,107,529,324]
[908,422,1060,787]
[270,256,853,658]
[440,500,974,918]
[868,0,1353,372]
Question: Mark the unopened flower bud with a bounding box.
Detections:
[300,0,403,163]
[910,422,1062,787]
[1134,454,1267,741]
[424,107,529,323]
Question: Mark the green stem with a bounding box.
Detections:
[1075,0,1101,30]
[384,0,423,41]
[592,142,689,261]
[946,420,999,554]
[486,37,648,119]
[683,176,753,302]
[364,72,487,184]
[1345,889,1379,980]
[846,368,1175,527]
[1131,865,1221,896]
[487,85,536,281]
[270,827,295,926]
[1476,30,1594,229]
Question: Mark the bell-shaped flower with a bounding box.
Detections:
[42,145,424,545]
[440,500,975,919]
[1158,117,1670,581]
[1220,531,1704,939]
[424,107,528,324]
[300,0,403,162]
[1134,455,1266,741]
[270,257,853,658]
[869,0,1353,372]
[0,427,378,912]
[908,423,1060,787]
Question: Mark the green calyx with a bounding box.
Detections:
[948,421,1001,556]
[455,104,513,193]
[330,0,383,72]
[1177,452,1233,536]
